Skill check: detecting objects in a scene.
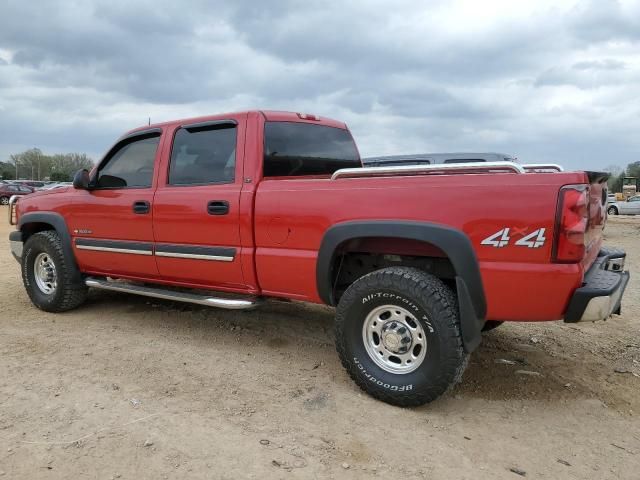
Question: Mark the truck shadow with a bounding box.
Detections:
[86,289,336,345]
[84,290,631,409]
[445,325,635,411]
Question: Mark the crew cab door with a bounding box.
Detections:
[68,129,163,277]
[151,115,246,289]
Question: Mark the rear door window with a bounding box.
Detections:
[263,122,360,177]
[168,123,237,185]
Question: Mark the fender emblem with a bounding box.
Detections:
[73,229,93,235]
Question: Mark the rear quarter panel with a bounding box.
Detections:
[254,171,591,321]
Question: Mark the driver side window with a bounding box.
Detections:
[96,134,160,189]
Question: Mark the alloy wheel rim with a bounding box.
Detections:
[34,252,57,295]
[362,304,427,374]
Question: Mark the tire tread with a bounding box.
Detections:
[335,267,468,407]
[22,230,87,312]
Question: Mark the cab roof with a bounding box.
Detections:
[125,110,347,137]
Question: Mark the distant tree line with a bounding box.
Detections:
[605,161,640,193]
[0,148,95,182]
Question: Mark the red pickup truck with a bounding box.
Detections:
[8,111,629,406]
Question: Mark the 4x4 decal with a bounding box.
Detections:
[481,227,546,248]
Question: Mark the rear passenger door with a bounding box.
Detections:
[152,115,246,290]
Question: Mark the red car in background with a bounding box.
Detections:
[0,183,34,204]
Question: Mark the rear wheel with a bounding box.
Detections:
[0,196,9,205]
[607,206,618,215]
[335,267,468,407]
[22,230,87,312]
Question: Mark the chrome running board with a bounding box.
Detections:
[85,277,261,310]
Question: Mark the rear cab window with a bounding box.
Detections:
[263,122,360,177]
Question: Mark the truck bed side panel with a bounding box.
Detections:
[254,172,590,321]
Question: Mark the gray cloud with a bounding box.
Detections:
[0,0,639,169]
[572,59,626,70]
[569,0,640,43]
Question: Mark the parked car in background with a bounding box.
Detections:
[608,195,640,215]
[24,181,46,189]
[8,180,47,190]
[363,152,517,166]
[39,182,72,191]
[0,184,33,204]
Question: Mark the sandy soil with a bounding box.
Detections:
[0,211,639,479]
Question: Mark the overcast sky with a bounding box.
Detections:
[1,0,639,170]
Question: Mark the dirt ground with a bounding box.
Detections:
[1,211,639,479]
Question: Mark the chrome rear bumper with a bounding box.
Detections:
[564,248,629,323]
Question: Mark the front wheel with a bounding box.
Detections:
[22,230,88,312]
[335,267,468,407]
[0,196,9,205]
[607,206,618,215]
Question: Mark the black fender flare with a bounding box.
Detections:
[18,212,82,283]
[316,220,486,352]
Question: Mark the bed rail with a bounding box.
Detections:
[522,164,564,173]
[331,161,526,180]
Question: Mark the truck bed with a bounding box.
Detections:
[253,170,606,321]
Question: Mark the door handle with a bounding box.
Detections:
[207,200,229,215]
[133,200,150,214]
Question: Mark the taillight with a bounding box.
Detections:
[552,184,589,263]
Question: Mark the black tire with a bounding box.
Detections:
[335,267,468,407]
[481,320,504,332]
[22,230,87,312]
[607,206,618,215]
[0,196,9,205]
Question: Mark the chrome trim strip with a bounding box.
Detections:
[155,251,234,262]
[76,245,153,256]
[331,161,526,180]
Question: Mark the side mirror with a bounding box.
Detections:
[72,169,90,190]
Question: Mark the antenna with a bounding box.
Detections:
[148,117,151,126]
